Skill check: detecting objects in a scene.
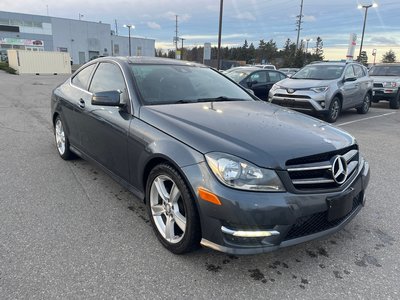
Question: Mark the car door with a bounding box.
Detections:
[61,63,97,148]
[246,71,268,100]
[266,71,286,96]
[353,64,369,106]
[341,65,359,109]
[77,61,131,181]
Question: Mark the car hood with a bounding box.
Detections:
[140,101,354,169]
[277,78,336,89]
[370,75,400,82]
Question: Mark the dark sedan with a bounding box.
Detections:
[51,57,370,255]
[225,67,287,100]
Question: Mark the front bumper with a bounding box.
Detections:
[182,159,370,255]
[268,90,329,113]
[372,88,398,101]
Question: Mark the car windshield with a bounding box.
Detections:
[225,69,252,82]
[292,65,344,80]
[369,65,400,76]
[131,64,254,105]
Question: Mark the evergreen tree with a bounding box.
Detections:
[382,49,396,63]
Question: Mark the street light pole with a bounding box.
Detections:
[216,0,223,70]
[123,24,135,56]
[358,3,377,61]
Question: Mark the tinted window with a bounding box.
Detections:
[268,71,284,82]
[89,62,126,93]
[226,69,253,82]
[250,71,267,84]
[131,64,253,105]
[71,64,96,90]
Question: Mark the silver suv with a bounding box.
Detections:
[369,63,400,109]
[269,62,373,122]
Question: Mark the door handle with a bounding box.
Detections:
[78,99,85,108]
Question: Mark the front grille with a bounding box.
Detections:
[274,93,311,99]
[286,145,359,191]
[284,193,362,240]
[373,83,383,88]
[273,98,314,110]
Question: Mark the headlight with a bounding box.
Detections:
[382,82,397,88]
[270,84,281,92]
[205,152,285,192]
[310,86,329,93]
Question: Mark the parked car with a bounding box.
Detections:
[369,63,400,109]
[225,67,287,100]
[254,64,276,70]
[51,57,370,255]
[269,61,373,123]
[278,68,300,77]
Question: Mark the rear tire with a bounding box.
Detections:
[325,97,341,123]
[357,93,371,114]
[389,91,400,109]
[146,164,201,254]
[54,115,74,160]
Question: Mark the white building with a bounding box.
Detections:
[0,11,155,64]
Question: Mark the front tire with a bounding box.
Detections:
[389,91,400,109]
[357,93,371,114]
[54,115,74,160]
[325,97,341,123]
[146,164,201,254]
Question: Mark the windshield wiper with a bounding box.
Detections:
[195,96,246,102]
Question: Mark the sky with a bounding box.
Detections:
[1,0,399,62]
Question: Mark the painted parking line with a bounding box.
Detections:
[337,112,397,126]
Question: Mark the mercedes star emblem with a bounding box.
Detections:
[331,155,348,184]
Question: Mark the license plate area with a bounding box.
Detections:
[326,188,354,222]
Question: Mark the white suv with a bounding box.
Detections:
[269,62,373,123]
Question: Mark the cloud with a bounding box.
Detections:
[206,4,219,12]
[147,21,161,30]
[303,15,316,22]
[369,36,398,45]
[163,11,191,22]
[234,12,256,21]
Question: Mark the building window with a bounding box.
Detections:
[136,46,142,56]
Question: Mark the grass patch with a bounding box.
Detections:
[0,62,17,75]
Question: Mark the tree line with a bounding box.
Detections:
[156,38,398,67]
[156,37,325,68]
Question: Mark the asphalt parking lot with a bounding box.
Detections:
[0,71,399,299]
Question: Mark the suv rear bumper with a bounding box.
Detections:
[372,88,398,102]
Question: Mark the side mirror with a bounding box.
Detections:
[91,90,121,106]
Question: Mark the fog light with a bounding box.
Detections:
[320,101,325,108]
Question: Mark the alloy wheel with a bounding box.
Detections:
[55,119,66,155]
[149,175,187,244]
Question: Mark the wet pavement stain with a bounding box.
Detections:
[248,269,267,283]
[295,258,301,262]
[375,229,395,245]
[344,270,350,275]
[333,271,343,279]
[317,247,329,257]
[282,262,289,268]
[306,250,317,258]
[206,264,222,273]
[301,278,309,285]
[355,254,382,268]
[292,274,297,279]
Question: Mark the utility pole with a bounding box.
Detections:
[181,38,185,60]
[175,15,179,52]
[217,0,224,70]
[115,19,118,36]
[295,0,304,51]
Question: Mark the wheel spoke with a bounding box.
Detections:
[164,215,175,241]
[173,210,186,232]
[151,204,165,216]
[169,183,181,205]
[154,177,169,203]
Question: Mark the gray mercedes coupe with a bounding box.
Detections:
[51,57,370,255]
